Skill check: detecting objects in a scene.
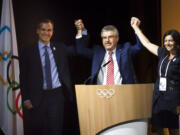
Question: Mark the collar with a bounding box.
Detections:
[105,47,116,54]
[38,40,51,49]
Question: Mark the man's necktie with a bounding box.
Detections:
[106,51,114,85]
[44,46,52,89]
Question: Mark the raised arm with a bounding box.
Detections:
[74,19,93,59]
[74,19,85,37]
[131,17,159,56]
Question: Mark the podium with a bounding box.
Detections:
[75,84,154,135]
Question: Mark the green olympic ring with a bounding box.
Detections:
[6,81,22,114]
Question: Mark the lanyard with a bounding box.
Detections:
[159,55,174,77]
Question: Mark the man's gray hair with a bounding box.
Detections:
[101,25,119,37]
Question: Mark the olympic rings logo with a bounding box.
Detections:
[96,89,115,98]
[2,55,23,118]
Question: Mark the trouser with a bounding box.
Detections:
[23,87,64,135]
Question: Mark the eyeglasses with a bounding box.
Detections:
[102,35,116,40]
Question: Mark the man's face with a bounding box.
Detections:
[101,31,119,51]
[37,22,53,45]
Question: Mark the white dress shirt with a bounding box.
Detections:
[97,48,122,85]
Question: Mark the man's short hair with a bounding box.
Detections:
[101,25,119,37]
[37,19,54,29]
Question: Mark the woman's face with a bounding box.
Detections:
[164,35,175,52]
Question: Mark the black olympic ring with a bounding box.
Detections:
[7,55,20,91]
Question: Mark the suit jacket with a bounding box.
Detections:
[76,35,142,84]
[20,42,74,107]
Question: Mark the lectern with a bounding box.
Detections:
[75,84,153,135]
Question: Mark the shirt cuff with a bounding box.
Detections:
[24,99,31,104]
[76,35,82,39]
[75,29,88,39]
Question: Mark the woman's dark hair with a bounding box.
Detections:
[163,29,180,56]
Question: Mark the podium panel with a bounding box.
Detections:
[99,119,148,135]
[75,84,153,135]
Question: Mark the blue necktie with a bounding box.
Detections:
[44,46,52,89]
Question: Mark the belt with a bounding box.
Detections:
[42,86,63,94]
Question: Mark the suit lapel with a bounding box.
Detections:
[34,44,42,67]
[97,50,105,67]
[50,43,58,63]
[116,44,123,65]
[33,43,43,79]
[50,43,64,74]
[94,48,105,74]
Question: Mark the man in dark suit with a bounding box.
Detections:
[74,19,142,85]
[20,19,74,135]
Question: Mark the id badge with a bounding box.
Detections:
[159,77,167,91]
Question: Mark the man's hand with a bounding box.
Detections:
[24,101,33,110]
[74,19,85,36]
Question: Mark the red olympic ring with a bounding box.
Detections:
[16,91,23,119]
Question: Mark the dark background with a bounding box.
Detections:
[0,0,161,134]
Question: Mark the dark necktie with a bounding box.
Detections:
[44,46,52,89]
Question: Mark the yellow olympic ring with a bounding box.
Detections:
[0,74,12,86]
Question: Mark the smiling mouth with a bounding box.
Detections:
[42,36,49,38]
[165,44,173,46]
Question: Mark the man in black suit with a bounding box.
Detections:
[20,19,74,135]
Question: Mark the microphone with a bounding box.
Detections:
[102,60,111,67]
[83,60,111,84]
[83,76,92,84]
